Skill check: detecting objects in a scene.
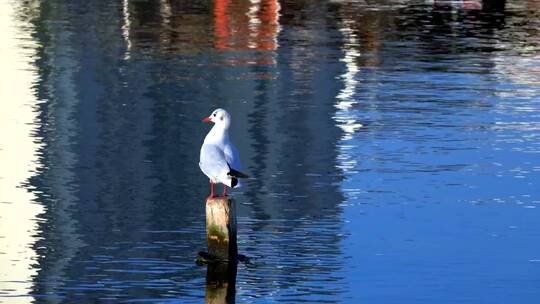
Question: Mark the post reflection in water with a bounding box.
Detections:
[1,0,539,303]
[205,261,237,304]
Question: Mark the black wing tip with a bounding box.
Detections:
[228,169,249,178]
[227,163,249,178]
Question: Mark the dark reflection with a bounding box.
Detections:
[430,0,507,41]
[235,1,347,300]
[124,0,213,54]
[28,0,208,302]
[205,262,237,304]
[23,0,346,302]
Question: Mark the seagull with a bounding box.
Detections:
[200,108,248,199]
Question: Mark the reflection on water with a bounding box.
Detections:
[0,2,43,302]
[214,0,281,51]
[0,0,539,303]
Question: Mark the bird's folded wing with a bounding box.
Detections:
[200,144,230,177]
[223,143,241,171]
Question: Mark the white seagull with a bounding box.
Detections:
[200,108,248,198]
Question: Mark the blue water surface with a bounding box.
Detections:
[0,0,539,303]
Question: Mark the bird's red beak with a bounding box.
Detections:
[202,116,211,123]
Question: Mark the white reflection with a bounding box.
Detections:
[248,0,262,26]
[122,0,132,60]
[0,1,43,302]
[334,20,363,141]
[493,55,540,88]
[247,0,262,49]
[159,0,172,45]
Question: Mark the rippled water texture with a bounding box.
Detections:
[1,0,539,303]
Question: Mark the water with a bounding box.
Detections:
[0,0,539,303]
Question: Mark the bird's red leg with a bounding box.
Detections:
[208,181,215,199]
[222,185,228,197]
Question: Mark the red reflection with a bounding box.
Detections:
[214,0,280,51]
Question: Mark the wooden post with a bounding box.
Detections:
[204,197,238,304]
[206,197,237,261]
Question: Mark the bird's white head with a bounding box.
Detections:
[202,108,231,128]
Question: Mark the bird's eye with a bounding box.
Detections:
[213,113,216,117]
